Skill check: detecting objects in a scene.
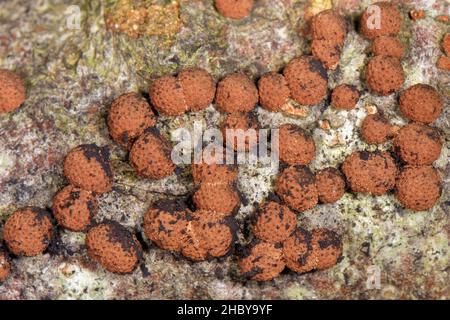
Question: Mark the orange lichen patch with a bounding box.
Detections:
[409,10,425,21]
[437,55,450,71]
[105,0,181,38]
[442,34,450,56]
[435,15,449,23]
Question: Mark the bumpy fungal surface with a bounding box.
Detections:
[361,113,393,144]
[3,208,53,257]
[365,56,404,96]
[311,10,347,46]
[221,112,260,152]
[315,168,346,204]
[399,84,443,124]
[215,73,259,113]
[177,67,216,111]
[258,72,290,112]
[0,69,26,113]
[278,124,316,165]
[193,182,241,216]
[331,84,360,110]
[191,148,238,185]
[149,75,188,116]
[64,144,114,194]
[215,0,253,20]
[360,2,402,40]
[311,39,342,70]
[370,36,405,59]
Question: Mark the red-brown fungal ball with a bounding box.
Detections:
[193,182,241,217]
[394,123,443,166]
[0,248,11,281]
[52,185,98,232]
[284,56,328,106]
[215,0,253,20]
[311,10,347,46]
[215,73,259,113]
[309,228,343,270]
[0,69,26,113]
[238,241,285,281]
[181,211,235,261]
[192,148,238,185]
[399,84,443,124]
[278,124,316,165]
[221,112,260,152]
[365,56,404,96]
[315,168,346,204]
[86,221,142,274]
[107,92,156,148]
[282,227,313,273]
[64,144,114,194]
[360,2,402,40]
[370,36,405,59]
[258,72,291,112]
[341,151,398,195]
[177,67,216,111]
[311,39,342,70]
[275,165,318,212]
[443,33,450,56]
[361,113,393,144]
[395,166,442,211]
[3,208,53,257]
[253,201,297,244]
[129,129,176,180]
[149,75,188,116]
[331,84,360,110]
[143,199,190,252]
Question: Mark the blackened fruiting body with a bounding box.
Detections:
[86,221,142,274]
[315,168,346,204]
[370,36,405,59]
[284,56,328,106]
[177,68,216,111]
[395,166,442,211]
[181,211,236,261]
[361,113,393,144]
[282,227,312,273]
[53,185,98,232]
[3,208,53,256]
[365,56,404,96]
[129,129,175,180]
[399,84,443,124]
[0,248,11,281]
[258,72,291,111]
[278,124,316,165]
[193,182,241,217]
[394,123,443,166]
[64,144,114,194]
[331,84,360,110]
[0,69,26,113]
[107,92,156,148]
[311,10,347,46]
[221,112,260,152]
[215,0,253,20]
[143,199,190,252]
[253,201,297,244]
[275,165,318,212]
[215,73,259,113]
[238,241,285,281]
[309,229,343,270]
[360,2,402,40]
[341,151,398,195]
[149,75,188,116]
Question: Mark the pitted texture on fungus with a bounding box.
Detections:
[3,208,53,256]
[315,168,346,204]
[221,112,260,152]
[181,211,235,261]
[360,2,402,40]
[394,123,443,166]
[283,228,342,273]
[86,221,142,274]
[311,39,342,70]
[275,165,318,212]
[395,166,442,211]
[311,10,347,46]
[365,56,404,96]
[361,113,393,144]
[215,73,259,113]
[192,147,238,184]
[342,151,398,195]
[0,248,11,281]
[258,72,290,111]
[437,55,450,71]
[278,124,316,165]
[149,75,188,116]
[370,36,405,59]
[284,56,328,106]
[107,92,156,148]
[53,185,98,232]
[331,84,360,110]
[253,201,297,244]
[239,241,285,281]
[129,129,175,180]
[443,34,450,56]
[0,69,26,113]
[399,84,443,124]
[193,183,241,217]
[143,199,190,252]
[215,0,253,20]
[178,68,216,111]
[64,144,114,194]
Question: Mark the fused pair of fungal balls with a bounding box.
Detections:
[0,69,26,114]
